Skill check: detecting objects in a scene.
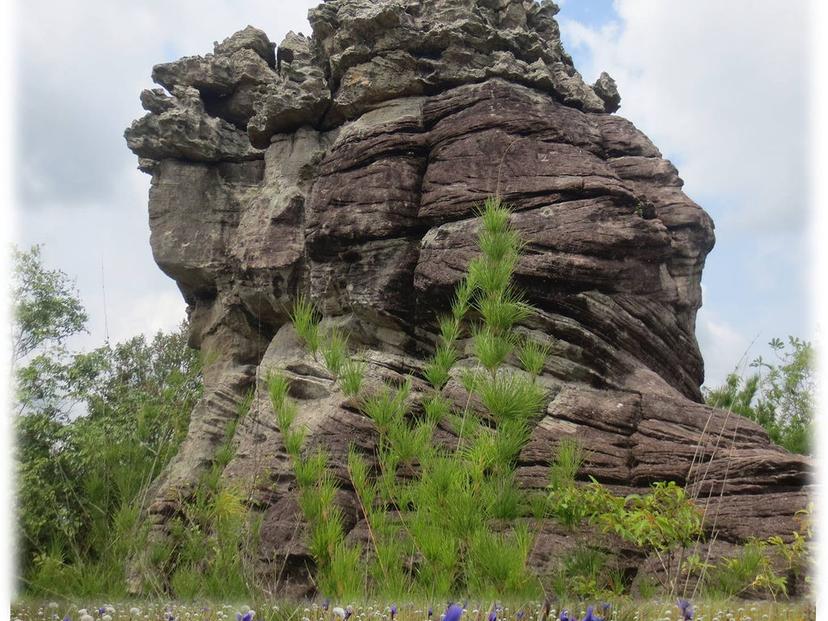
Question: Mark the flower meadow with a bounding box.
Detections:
[9,599,814,621]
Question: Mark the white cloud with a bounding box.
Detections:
[695,305,752,389]
[15,0,320,209]
[560,0,812,235]
[559,0,815,393]
[11,0,817,384]
[13,0,320,353]
[111,290,188,344]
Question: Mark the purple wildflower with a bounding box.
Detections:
[445,604,463,621]
[429,608,433,619]
[516,611,525,621]
[98,609,106,618]
[236,612,254,621]
[345,607,353,621]
[323,599,331,612]
[488,611,497,621]
[677,600,693,621]
[581,607,599,621]
[559,611,571,621]
[391,605,398,620]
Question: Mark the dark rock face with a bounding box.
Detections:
[125,1,811,596]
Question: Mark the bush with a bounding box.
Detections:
[705,336,814,454]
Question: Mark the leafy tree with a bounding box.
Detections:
[12,246,201,595]
[705,337,814,454]
[11,245,87,364]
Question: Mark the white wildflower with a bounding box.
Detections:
[334,608,347,619]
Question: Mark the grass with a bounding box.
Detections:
[10,598,815,621]
[548,438,584,489]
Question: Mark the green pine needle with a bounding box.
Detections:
[472,326,515,372]
[322,328,349,376]
[475,369,546,423]
[290,294,321,355]
[340,358,365,397]
[518,337,552,376]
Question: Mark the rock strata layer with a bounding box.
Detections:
[125,0,811,597]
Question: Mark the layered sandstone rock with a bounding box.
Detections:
[125,0,811,596]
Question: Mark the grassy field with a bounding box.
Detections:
[10,599,815,621]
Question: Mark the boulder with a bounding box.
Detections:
[125,0,811,597]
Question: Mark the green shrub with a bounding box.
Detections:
[705,336,814,454]
[549,545,608,599]
[705,539,787,599]
[14,309,202,596]
[585,479,704,594]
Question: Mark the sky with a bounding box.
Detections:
[8,0,820,390]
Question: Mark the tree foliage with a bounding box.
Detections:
[12,245,202,595]
[12,245,88,363]
[705,337,814,454]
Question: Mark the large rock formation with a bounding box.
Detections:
[125,0,811,596]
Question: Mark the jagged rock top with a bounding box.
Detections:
[126,0,620,159]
